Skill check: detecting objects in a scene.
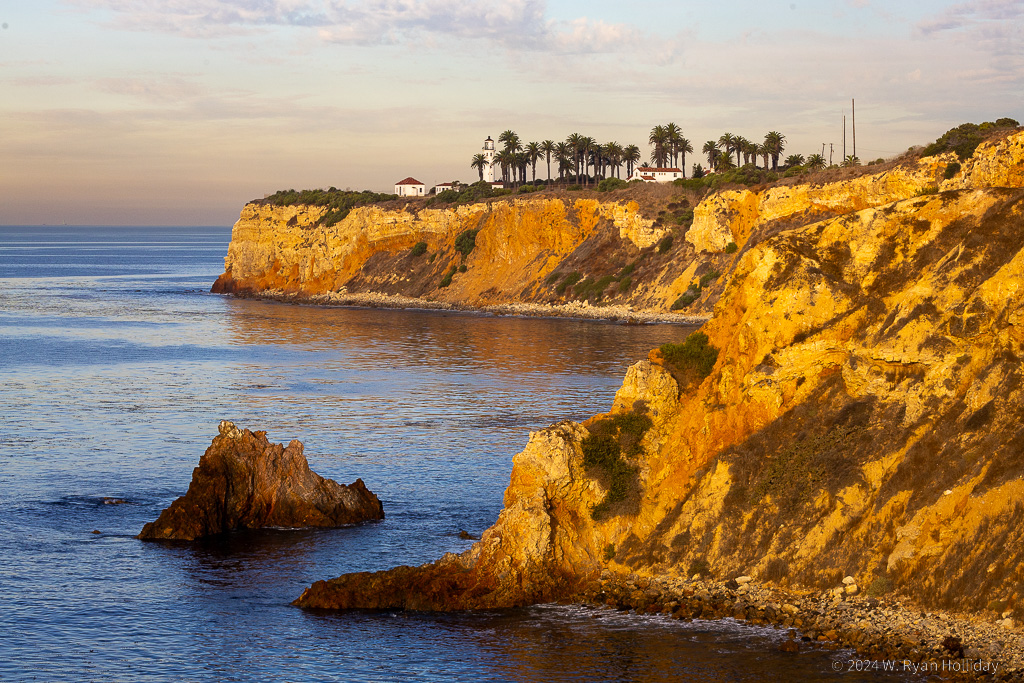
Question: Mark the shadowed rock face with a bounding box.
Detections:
[139,421,383,541]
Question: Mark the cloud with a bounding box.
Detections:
[917,0,1024,35]
[67,0,650,55]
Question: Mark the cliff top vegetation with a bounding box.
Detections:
[256,119,1021,226]
[258,188,398,227]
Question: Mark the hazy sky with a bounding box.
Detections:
[2,0,1021,225]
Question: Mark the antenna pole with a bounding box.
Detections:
[852,98,857,160]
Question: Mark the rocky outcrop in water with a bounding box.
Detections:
[294,129,1024,618]
[139,421,383,541]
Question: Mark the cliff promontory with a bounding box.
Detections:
[212,144,984,319]
[294,129,1024,624]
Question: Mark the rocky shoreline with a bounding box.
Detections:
[224,288,708,325]
[581,572,1022,680]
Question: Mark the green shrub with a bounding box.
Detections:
[671,290,699,309]
[518,184,540,193]
[922,119,1019,161]
[555,271,582,294]
[261,188,398,227]
[598,177,628,192]
[699,270,721,288]
[545,270,563,285]
[458,264,467,273]
[676,208,694,224]
[603,544,616,561]
[438,265,457,288]
[454,229,479,258]
[725,242,738,254]
[566,184,583,192]
[944,162,962,179]
[410,241,428,257]
[428,253,436,263]
[659,332,719,387]
[427,189,461,206]
[657,234,674,253]
[582,406,653,519]
[916,186,939,196]
[573,274,617,301]
[618,276,632,292]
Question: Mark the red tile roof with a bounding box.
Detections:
[396,177,424,185]
[636,167,682,173]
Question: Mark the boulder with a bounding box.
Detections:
[139,421,383,541]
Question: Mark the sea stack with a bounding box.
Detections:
[139,421,383,541]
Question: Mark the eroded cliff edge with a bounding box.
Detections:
[213,145,979,316]
[295,130,1024,616]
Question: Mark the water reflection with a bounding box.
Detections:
[223,298,696,379]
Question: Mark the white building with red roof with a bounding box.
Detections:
[626,166,684,182]
[394,177,425,197]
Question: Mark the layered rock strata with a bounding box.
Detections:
[140,421,383,541]
[295,130,1024,620]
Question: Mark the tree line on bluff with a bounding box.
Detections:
[471,126,803,187]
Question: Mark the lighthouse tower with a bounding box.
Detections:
[482,136,495,183]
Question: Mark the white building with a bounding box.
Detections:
[395,177,425,197]
[482,136,495,183]
[626,166,684,182]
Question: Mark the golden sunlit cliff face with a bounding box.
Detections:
[294,129,1024,616]
[213,145,994,316]
[211,196,688,309]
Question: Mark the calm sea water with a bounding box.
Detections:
[0,226,902,681]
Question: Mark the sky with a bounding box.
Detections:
[1,0,1022,225]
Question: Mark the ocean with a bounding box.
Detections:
[0,225,902,681]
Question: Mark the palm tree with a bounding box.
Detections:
[578,136,596,185]
[604,141,624,178]
[470,153,488,182]
[498,129,520,153]
[743,139,759,166]
[540,140,555,182]
[842,154,861,167]
[566,133,584,182]
[703,140,719,171]
[718,133,736,168]
[664,122,682,166]
[717,150,736,171]
[649,125,669,168]
[555,142,573,181]
[623,144,641,178]
[732,136,748,167]
[757,143,771,170]
[806,153,826,171]
[785,154,805,168]
[676,137,693,178]
[764,131,786,170]
[494,149,515,184]
[554,142,571,182]
[525,141,541,183]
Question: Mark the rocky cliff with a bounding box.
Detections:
[213,146,980,318]
[212,194,712,313]
[295,129,1024,618]
[140,421,383,541]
